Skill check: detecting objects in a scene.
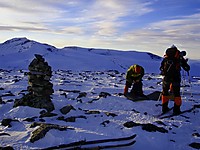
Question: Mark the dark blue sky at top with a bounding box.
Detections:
[0,0,200,59]
[119,0,200,30]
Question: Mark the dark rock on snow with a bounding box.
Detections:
[30,122,73,143]
[123,121,168,133]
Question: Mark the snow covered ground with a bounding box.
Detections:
[0,38,200,150]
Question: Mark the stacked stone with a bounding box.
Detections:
[28,54,54,98]
[14,54,54,112]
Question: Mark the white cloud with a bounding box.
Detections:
[111,12,200,58]
[0,0,154,36]
[73,0,153,37]
[149,13,200,42]
[59,26,84,35]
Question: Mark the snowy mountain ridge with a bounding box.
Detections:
[1,37,199,76]
[0,37,162,72]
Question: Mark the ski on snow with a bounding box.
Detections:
[42,134,136,150]
[69,140,136,150]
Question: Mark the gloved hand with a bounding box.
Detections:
[124,85,128,96]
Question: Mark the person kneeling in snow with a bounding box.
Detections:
[124,64,145,98]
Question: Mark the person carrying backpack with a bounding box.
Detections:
[160,45,190,114]
[124,64,145,98]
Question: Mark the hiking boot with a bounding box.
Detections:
[173,104,181,115]
[162,102,169,113]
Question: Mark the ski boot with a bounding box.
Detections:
[173,104,181,115]
[162,102,170,113]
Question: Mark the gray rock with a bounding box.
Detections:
[60,105,75,114]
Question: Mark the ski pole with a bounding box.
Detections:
[158,92,162,101]
[158,76,164,101]
[181,70,186,96]
[187,71,193,97]
[182,70,186,87]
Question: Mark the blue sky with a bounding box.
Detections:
[0,0,200,59]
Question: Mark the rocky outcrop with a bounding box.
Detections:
[30,122,73,143]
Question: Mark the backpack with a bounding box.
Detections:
[161,47,181,76]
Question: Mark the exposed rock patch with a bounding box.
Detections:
[123,121,168,133]
[30,122,74,143]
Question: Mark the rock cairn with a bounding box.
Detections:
[14,54,54,112]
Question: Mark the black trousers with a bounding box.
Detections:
[130,81,143,96]
[162,76,181,97]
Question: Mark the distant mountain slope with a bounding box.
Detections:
[0,37,199,76]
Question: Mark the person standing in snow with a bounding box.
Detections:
[124,64,145,98]
[160,45,190,114]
